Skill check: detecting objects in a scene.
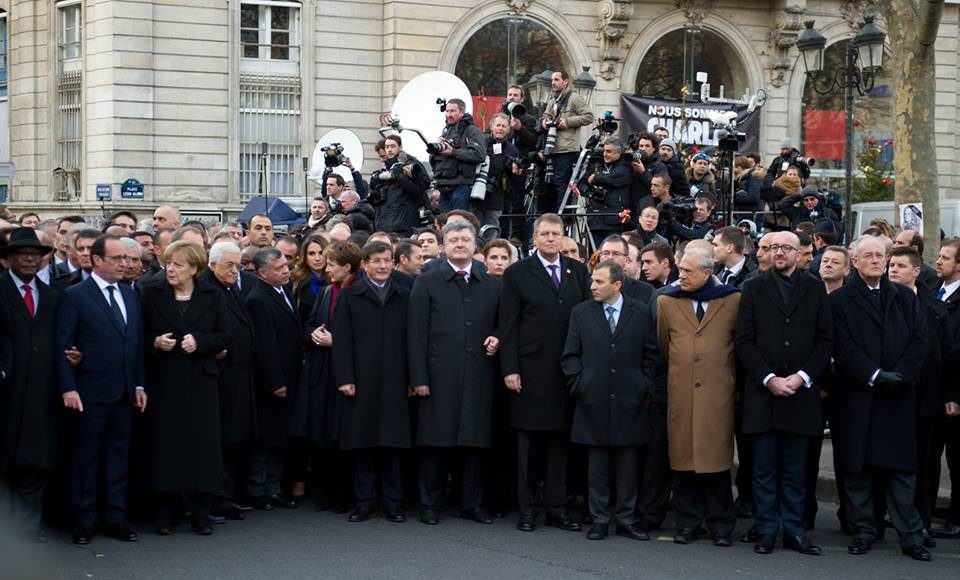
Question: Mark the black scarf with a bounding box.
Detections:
[661,276,739,302]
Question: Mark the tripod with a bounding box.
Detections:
[555,136,602,256]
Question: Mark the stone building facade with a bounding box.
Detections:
[1,0,958,218]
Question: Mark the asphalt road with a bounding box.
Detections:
[6,500,960,580]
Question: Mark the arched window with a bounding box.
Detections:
[801,39,893,174]
[635,28,748,99]
[454,17,574,115]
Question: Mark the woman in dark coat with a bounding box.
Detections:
[140,240,230,535]
[290,235,328,322]
[291,241,361,511]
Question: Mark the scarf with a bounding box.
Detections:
[661,276,739,302]
[308,271,325,297]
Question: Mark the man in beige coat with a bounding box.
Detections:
[657,241,741,547]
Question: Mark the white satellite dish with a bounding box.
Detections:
[309,129,364,184]
[386,71,473,163]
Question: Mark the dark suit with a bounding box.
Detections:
[244,279,303,499]
[932,281,960,525]
[56,275,145,529]
[735,269,833,538]
[562,296,658,525]
[0,273,60,534]
[408,262,500,511]
[831,273,928,547]
[499,254,590,518]
[51,261,83,291]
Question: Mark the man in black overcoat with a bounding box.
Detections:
[830,235,930,561]
[0,228,60,542]
[499,213,590,532]
[735,232,833,556]
[332,241,411,523]
[204,241,258,518]
[561,261,658,541]
[408,221,501,525]
[244,247,302,510]
[887,246,960,543]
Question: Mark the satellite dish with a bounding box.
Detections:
[309,129,364,184]
[387,71,472,163]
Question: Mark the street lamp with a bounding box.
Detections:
[526,66,553,109]
[796,17,886,243]
[572,64,597,105]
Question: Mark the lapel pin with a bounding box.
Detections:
[565,269,571,274]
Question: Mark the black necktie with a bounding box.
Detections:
[695,301,705,322]
[869,288,881,307]
[106,286,126,328]
[720,269,732,284]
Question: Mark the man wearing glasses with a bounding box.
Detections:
[57,234,147,546]
[735,232,833,556]
[598,235,654,303]
[829,235,931,561]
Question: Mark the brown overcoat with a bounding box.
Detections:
[656,292,740,474]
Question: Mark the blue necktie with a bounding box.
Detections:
[937,287,947,301]
[606,305,617,333]
[107,286,126,328]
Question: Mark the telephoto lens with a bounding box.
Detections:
[543,126,558,157]
[470,156,491,201]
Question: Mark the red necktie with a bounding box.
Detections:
[22,284,35,317]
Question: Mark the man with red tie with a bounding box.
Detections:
[0,228,61,542]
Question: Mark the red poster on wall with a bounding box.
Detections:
[804,109,846,160]
[471,96,505,130]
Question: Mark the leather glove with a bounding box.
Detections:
[874,370,906,391]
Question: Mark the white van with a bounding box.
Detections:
[851,199,960,238]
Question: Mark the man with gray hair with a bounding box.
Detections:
[408,220,501,525]
[656,242,741,547]
[118,238,144,286]
[340,190,375,233]
[243,246,302,510]
[202,241,258,519]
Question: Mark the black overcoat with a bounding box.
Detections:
[735,270,833,436]
[245,279,303,448]
[498,254,590,431]
[202,269,257,445]
[916,290,959,417]
[0,273,60,471]
[561,297,658,446]
[292,284,342,445]
[332,281,411,450]
[830,274,928,472]
[139,280,229,492]
[408,263,500,447]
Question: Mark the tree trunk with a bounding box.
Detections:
[878,0,944,263]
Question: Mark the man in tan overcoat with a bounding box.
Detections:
[657,241,741,547]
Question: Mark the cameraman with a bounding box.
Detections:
[370,135,431,236]
[429,98,486,212]
[472,113,523,240]
[674,194,717,242]
[540,71,595,207]
[503,85,538,158]
[628,132,667,211]
[765,137,811,184]
[321,158,369,200]
[579,137,632,249]
[776,185,839,229]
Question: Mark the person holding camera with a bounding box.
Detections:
[628,132,667,211]
[472,114,524,241]
[321,158,368,201]
[686,153,717,199]
[776,185,839,230]
[429,99,487,213]
[370,135,430,237]
[503,85,538,159]
[674,195,718,242]
[540,71,595,209]
[579,138,633,250]
[765,138,812,185]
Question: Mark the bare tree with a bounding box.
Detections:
[877,0,945,261]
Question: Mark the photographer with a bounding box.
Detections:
[674,194,718,242]
[628,132,667,212]
[429,98,487,212]
[578,137,632,249]
[776,185,839,229]
[503,85,538,158]
[370,135,431,236]
[540,71,595,205]
[765,138,812,184]
[686,152,716,199]
[321,157,369,200]
[657,138,690,200]
[472,113,524,240]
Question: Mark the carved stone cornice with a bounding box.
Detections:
[596,0,634,81]
[839,0,878,28]
[768,5,806,87]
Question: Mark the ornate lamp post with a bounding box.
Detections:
[796,16,886,242]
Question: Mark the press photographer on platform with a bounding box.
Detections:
[428,98,486,213]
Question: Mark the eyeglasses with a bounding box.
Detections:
[103,255,133,263]
[768,244,797,254]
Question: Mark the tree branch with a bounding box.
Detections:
[917,0,945,55]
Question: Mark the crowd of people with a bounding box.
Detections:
[0,70,958,567]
